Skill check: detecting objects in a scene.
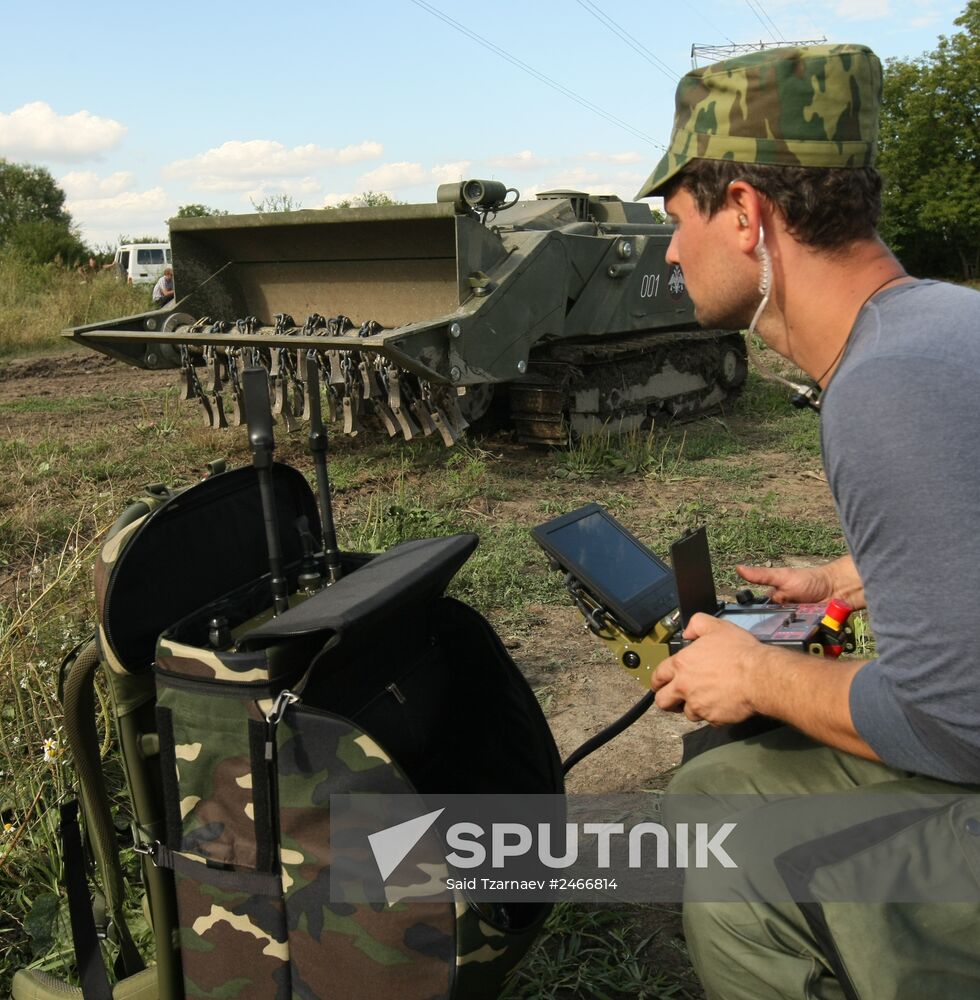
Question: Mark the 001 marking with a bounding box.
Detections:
[639,273,661,298]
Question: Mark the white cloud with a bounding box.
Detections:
[322,191,360,207]
[485,150,549,171]
[164,139,383,189]
[59,170,136,199]
[56,169,171,243]
[577,151,645,165]
[241,176,323,206]
[431,160,472,183]
[356,161,429,191]
[66,187,171,245]
[831,0,889,20]
[0,101,126,161]
[357,160,473,201]
[534,165,645,197]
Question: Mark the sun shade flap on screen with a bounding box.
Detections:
[235,533,479,647]
[669,526,721,627]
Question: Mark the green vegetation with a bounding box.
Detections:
[174,203,229,218]
[249,193,304,213]
[878,1,979,280]
[0,160,82,264]
[326,191,406,209]
[0,256,147,356]
[501,902,700,998]
[0,157,151,356]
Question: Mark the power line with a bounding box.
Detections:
[679,0,738,46]
[742,0,783,43]
[794,2,827,41]
[407,0,665,149]
[574,0,679,82]
[753,0,788,42]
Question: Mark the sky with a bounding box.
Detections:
[0,0,966,247]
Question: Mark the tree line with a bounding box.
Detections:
[876,0,978,281]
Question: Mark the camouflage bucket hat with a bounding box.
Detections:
[636,43,883,198]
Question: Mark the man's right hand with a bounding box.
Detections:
[736,554,866,610]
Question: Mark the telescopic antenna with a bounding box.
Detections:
[305,354,343,583]
[243,366,291,615]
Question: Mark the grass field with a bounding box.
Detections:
[0,341,850,997]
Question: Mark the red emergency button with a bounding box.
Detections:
[822,599,852,630]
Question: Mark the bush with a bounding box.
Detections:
[5,220,88,268]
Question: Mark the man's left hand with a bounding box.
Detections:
[652,613,763,724]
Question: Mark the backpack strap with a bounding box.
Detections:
[60,638,145,980]
[60,800,112,1000]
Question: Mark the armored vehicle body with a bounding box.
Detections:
[67,182,747,444]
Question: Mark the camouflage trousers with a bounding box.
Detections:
[666,727,980,1000]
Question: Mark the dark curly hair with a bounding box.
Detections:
[666,160,882,250]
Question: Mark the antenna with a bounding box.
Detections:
[243,367,291,615]
[305,355,343,583]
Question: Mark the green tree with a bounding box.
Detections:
[175,203,229,218]
[250,193,302,213]
[327,191,405,209]
[878,2,979,280]
[0,159,84,263]
[5,219,87,266]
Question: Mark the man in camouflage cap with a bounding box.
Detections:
[640,44,980,1000]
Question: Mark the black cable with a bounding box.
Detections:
[562,691,655,775]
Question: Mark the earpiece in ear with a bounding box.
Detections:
[738,213,749,227]
[755,226,771,296]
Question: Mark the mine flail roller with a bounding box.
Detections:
[66,181,747,445]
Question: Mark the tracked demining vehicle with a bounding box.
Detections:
[66,181,747,445]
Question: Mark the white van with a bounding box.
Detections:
[113,243,172,285]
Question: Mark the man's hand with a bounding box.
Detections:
[652,614,764,724]
[737,554,866,609]
[652,610,879,760]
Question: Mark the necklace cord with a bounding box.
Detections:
[811,272,909,387]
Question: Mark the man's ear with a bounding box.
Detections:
[726,181,765,255]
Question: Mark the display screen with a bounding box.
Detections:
[547,510,670,604]
[533,504,678,635]
[726,612,781,632]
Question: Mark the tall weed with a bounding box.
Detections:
[0,255,146,357]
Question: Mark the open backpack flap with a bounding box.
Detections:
[13,462,563,1000]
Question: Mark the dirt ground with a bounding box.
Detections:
[0,351,176,406]
[0,351,716,779]
[0,350,839,997]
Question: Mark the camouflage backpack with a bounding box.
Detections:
[13,462,562,1000]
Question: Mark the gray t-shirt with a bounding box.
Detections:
[821,279,980,783]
